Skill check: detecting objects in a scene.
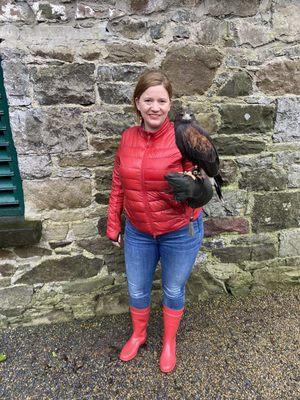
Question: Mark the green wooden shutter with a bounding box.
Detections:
[0,59,24,217]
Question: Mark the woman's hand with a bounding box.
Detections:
[111,233,123,248]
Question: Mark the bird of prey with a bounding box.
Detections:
[165,110,224,204]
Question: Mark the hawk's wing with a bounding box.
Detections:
[175,123,220,177]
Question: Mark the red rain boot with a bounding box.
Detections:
[159,305,184,373]
[119,306,150,362]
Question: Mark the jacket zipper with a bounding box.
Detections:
[141,134,157,238]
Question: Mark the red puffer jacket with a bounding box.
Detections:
[106,117,202,240]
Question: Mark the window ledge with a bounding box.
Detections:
[0,219,42,248]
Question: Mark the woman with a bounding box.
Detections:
[106,70,205,373]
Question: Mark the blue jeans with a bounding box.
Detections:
[124,213,204,310]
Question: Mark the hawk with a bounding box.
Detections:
[165,110,224,206]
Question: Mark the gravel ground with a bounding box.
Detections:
[0,288,299,400]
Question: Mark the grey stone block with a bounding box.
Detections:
[162,45,222,96]
[31,63,95,105]
[0,285,33,311]
[273,98,300,142]
[252,192,300,233]
[15,255,103,285]
[0,220,42,248]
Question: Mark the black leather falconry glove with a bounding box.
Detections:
[164,172,213,208]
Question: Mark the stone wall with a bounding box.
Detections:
[0,0,299,329]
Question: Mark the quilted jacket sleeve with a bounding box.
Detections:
[106,144,124,241]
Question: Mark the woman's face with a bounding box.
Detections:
[135,85,171,132]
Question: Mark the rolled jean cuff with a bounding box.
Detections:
[129,295,151,309]
[163,295,185,311]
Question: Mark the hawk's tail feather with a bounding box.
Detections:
[214,183,224,202]
[213,177,223,202]
[208,176,223,202]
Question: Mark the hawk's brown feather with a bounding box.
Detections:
[184,127,212,152]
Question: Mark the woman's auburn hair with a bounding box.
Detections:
[132,69,172,120]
